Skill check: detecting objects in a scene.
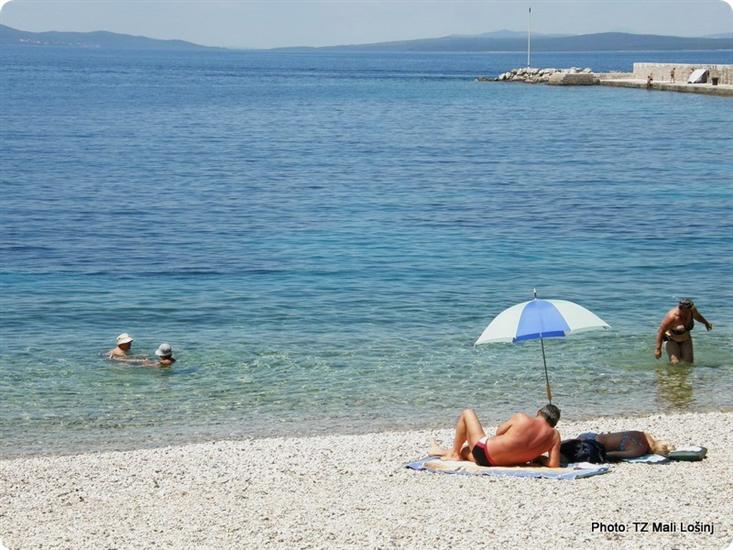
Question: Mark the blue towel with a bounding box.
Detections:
[406,457,610,480]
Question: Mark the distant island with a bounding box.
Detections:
[2,24,733,52]
[0,24,214,50]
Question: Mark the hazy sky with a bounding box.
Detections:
[1,0,732,49]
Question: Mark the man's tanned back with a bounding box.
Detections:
[486,412,561,467]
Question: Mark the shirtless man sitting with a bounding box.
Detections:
[429,405,562,467]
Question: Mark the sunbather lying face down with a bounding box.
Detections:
[576,431,673,460]
[429,405,562,468]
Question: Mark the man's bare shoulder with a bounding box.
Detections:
[512,412,532,422]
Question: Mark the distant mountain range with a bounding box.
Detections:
[460,29,570,40]
[289,31,733,52]
[1,24,733,52]
[0,24,213,50]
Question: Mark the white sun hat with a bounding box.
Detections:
[116,333,133,345]
[155,343,174,358]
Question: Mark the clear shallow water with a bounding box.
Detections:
[1,47,732,456]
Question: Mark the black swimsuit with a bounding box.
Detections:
[670,318,694,335]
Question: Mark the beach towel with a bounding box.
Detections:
[622,445,707,464]
[406,457,610,480]
[622,454,669,464]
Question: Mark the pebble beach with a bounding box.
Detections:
[1,411,731,549]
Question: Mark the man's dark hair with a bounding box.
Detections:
[538,404,561,427]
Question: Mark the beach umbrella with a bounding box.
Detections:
[475,290,609,403]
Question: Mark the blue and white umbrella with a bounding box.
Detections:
[475,291,610,402]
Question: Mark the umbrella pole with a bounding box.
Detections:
[540,337,553,403]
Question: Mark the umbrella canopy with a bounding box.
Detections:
[475,293,610,402]
[475,298,609,345]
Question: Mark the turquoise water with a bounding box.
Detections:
[1,47,732,456]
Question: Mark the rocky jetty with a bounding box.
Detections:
[477,66,596,84]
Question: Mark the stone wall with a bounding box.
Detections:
[547,72,598,86]
[599,72,634,80]
[633,63,733,85]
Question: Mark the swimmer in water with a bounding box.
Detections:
[108,333,138,361]
[142,343,176,368]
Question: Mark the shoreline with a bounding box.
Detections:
[2,411,731,548]
[3,404,732,461]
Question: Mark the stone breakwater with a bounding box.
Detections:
[476,63,733,96]
[476,66,595,84]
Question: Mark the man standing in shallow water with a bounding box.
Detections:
[429,405,561,467]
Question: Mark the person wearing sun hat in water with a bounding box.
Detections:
[108,333,136,360]
[149,343,176,367]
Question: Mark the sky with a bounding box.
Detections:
[1,0,732,49]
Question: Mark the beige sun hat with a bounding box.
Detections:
[116,333,133,345]
[155,343,173,358]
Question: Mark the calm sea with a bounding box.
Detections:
[1,47,732,456]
